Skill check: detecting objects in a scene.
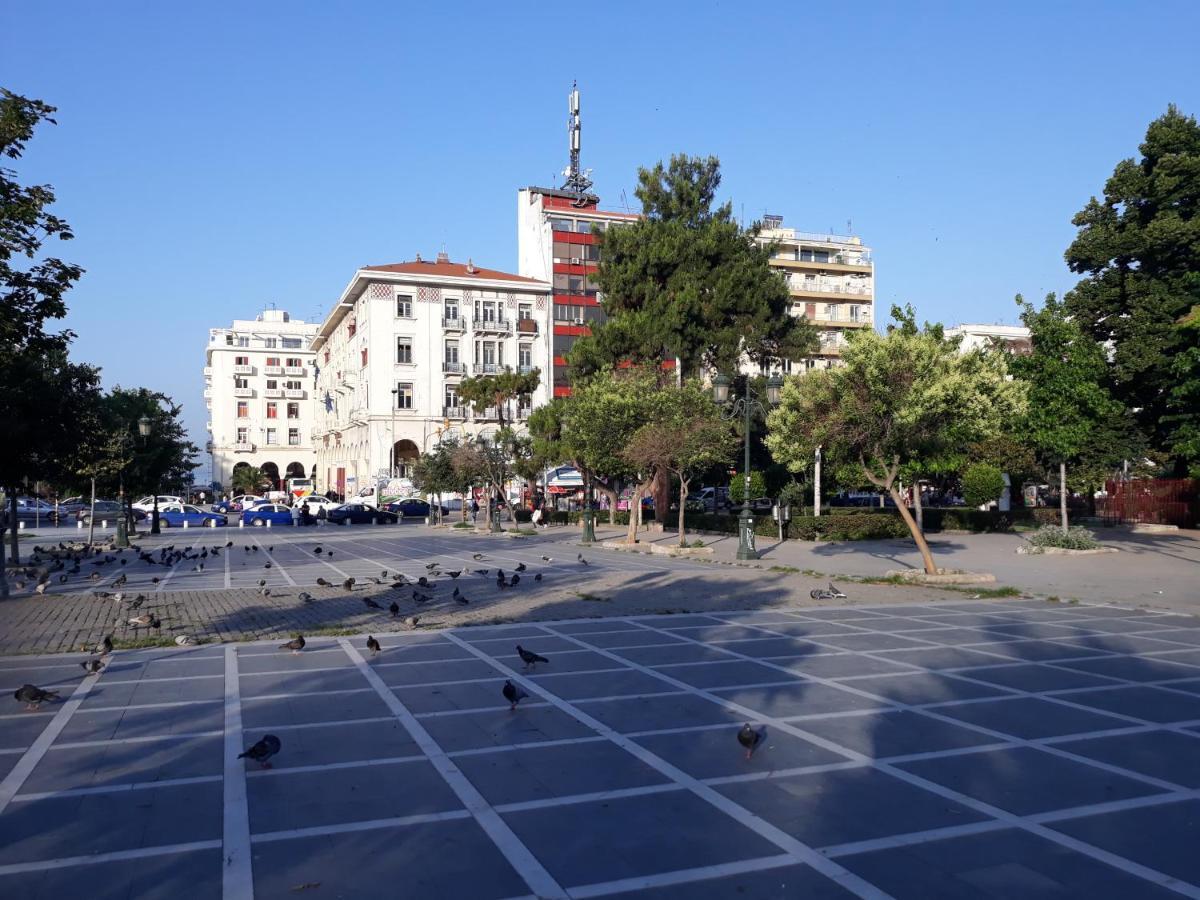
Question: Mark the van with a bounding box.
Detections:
[696,486,731,513]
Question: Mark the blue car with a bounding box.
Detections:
[157,503,227,528]
[241,504,294,527]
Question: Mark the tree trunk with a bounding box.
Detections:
[8,494,18,567]
[651,468,669,525]
[624,481,651,544]
[0,495,8,599]
[87,477,97,547]
[677,477,689,547]
[913,480,924,533]
[1060,461,1068,531]
[890,487,938,574]
[596,485,618,524]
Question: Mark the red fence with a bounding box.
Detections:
[1097,479,1200,528]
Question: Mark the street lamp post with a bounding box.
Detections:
[114,428,133,548]
[712,373,784,561]
[138,415,160,535]
[580,474,596,544]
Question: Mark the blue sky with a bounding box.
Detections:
[5,1,1199,481]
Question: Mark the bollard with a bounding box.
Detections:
[266,519,271,528]
[101,520,108,529]
[19,522,25,531]
[183,520,189,529]
[77,520,83,530]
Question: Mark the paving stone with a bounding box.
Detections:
[1053,729,1200,787]
[600,862,859,900]
[931,696,1132,739]
[952,662,1119,693]
[1048,799,1200,886]
[654,659,800,690]
[714,682,887,718]
[795,709,1002,759]
[0,846,222,900]
[420,705,596,753]
[24,734,223,793]
[1062,684,1200,723]
[843,673,1010,706]
[582,693,742,734]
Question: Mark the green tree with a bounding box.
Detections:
[450,442,487,524]
[1012,293,1128,529]
[0,90,96,588]
[527,398,622,521]
[1165,305,1200,475]
[456,368,540,428]
[1063,106,1200,471]
[568,154,815,381]
[766,308,1025,574]
[231,466,268,496]
[961,463,1005,508]
[622,386,734,546]
[412,438,460,521]
[727,470,767,505]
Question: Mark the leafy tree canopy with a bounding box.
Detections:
[457,368,540,428]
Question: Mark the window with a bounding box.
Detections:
[266,357,280,367]
[396,338,412,364]
[824,304,838,321]
[288,428,300,446]
[235,355,250,367]
[237,336,249,347]
[236,401,249,418]
[347,321,356,338]
[444,385,459,409]
[266,402,278,419]
[234,377,249,389]
[549,217,573,232]
[518,303,532,321]
[286,357,302,368]
[480,341,496,365]
[266,379,277,390]
[475,300,497,322]
[266,428,278,445]
[287,402,300,419]
[444,300,458,320]
[282,337,302,349]
[236,427,249,444]
[225,334,234,346]
[552,240,572,261]
[553,334,577,357]
[323,350,330,364]
[519,344,532,368]
[444,340,458,364]
[360,348,368,368]
[265,338,278,348]
[849,305,861,322]
[582,243,601,262]
[395,383,413,409]
[396,295,413,318]
[285,380,302,391]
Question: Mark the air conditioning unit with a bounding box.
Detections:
[573,318,585,325]
[569,257,581,265]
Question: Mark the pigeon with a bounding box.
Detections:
[578,554,589,565]
[413,591,429,604]
[446,570,461,579]
[129,595,146,609]
[299,591,314,603]
[14,685,59,710]
[264,563,272,569]
[366,635,381,655]
[502,680,528,710]
[260,587,271,598]
[473,569,488,576]
[342,577,355,591]
[313,547,322,555]
[541,555,553,562]
[326,551,333,559]
[363,597,382,610]
[454,590,468,605]
[516,645,548,669]
[809,589,836,601]
[112,592,125,604]
[280,635,306,653]
[402,616,420,629]
[57,574,68,583]
[425,562,439,571]
[389,601,399,617]
[738,723,763,760]
[258,579,267,588]
[113,573,127,587]
[380,570,388,579]
[268,546,273,552]
[417,576,430,588]
[151,577,160,584]
[317,577,331,587]
[828,582,847,599]
[510,574,521,587]
[128,613,159,628]
[534,572,543,582]
[238,734,281,768]
[81,659,104,675]
[175,635,194,646]
[515,563,526,572]
[472,553,485,561]
[94,635,114,655]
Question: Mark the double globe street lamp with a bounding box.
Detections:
[136,415,161,535]
[711,372,784,561]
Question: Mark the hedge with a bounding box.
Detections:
[682,512,910,541]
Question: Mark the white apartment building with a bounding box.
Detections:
[310,254,552,499]
[204,309,319,493]
[756,216,875,370]
[945,323,1032,354]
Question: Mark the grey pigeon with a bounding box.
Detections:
[828,582,847,599]
[510,574,520,587]
[317,577,331,587]
[541,555,552,562]
[534,572,543,582]
[95,634,114,655]
[502,680,528,710]
[342,577,355,591]
[516,645,548,669]
[402,616,420,629]
[81,659,104,675]
[389,601,399,617]
[238,734,281,768]
[366,635,381,655]
[14,684,59,710]
[738,723,763,759]
[515,563,526,572]
[313,547,322,555]
[280,635,306,653]
[578,554,589,565]
[473,553,485,560]
[363,597,382,610]
[298,592,314,603]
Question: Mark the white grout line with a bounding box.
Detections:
[98,673,225,685]
[13,774,222,803]
[76,698,224,714]
[242,687,375,702]
[0,839,224,877]
[221,644,254,900]
[441,631,890,900]
[50,731,223,750]
[491,782,684,814]
[566,853,799,899]
[338,637,568,899]
[447,735,609,758]
[259,715,398,733]
[820,819,1010,859]
[223,543,231,589]
[249,808,474,844]
[0,665,102,816]
[246,753,427,779]
[250,534,296,586]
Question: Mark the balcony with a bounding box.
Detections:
[203,366,212,377]
[264,388,284,398]
[205,422,213,432]
[233,387,254,398]
[443,406,466,419]
[203,388,213,399]
[480,406,500,419]
[264,365,284,375]
[443,361,464,374]
[233,364,254,375]
[516,318,539,335]
[786,277,873,298]
[516,406,532,420]
[518,364,535,375]
[284,389,306,400]
[442,317,466,331]
[474,363,500,375]
[473,317,511,334]
[285,366,306,376]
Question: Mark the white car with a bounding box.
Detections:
[295,496,338,517]
[132,495,182,513]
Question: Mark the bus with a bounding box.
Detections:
[286,477,314,504]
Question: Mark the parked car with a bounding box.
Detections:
[241,504,294,527]
[156,503,227,528]
[56,497,89,517]
[294,496,338,518]
[386,498,450,518]
[327,502,399,525]
[695,486,732,513]
[77,501,147,524]
[132,495,182,513]
[11,497,59,523]
[211,494,264,513]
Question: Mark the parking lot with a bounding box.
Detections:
[2,597,1199,898]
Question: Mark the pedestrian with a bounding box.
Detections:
[470,497,479,524]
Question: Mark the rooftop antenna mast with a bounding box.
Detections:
[560,81,593,202]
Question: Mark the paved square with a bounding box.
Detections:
[2,595,1199,898]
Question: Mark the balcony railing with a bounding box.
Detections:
[480,406,500,419]
[473,317,511,334]
[285,366,306,376]
[443,406,466,419]
[474,363,499,375]
[233,364,254,375]
[442,317,466,331]
[264,365,284,375]
[264,388,284,398]
[284,389,305,399]
[516,318,539,334]
[786,277,873,297]
[518,364,534,375]
[516,406,532,420]
[233,387,254,398]
[443,361,464,374]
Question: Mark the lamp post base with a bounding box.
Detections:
[115,520,130,548]
[581,507,596,544]
[736,508,759,560]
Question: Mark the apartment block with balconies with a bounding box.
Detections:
[756,215,875,371]
[204,309,319,493]
[310,254,551,499]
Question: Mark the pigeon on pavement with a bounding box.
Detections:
[14,685,59,710]
[515,563,526,572]
[472,553,485,560]
[578,554,589,566]
[828,582,847,599]
[541,556,552,562]
[502,680,529,710]
[389,601,400,617]
[738,723,763,760]
[317,577,331,587]
[366,635,381,655]
[402,616,420,629]
[94,635,114,655]
[363,597,382,610]
[81,659,104,675]
[516,645,548,670]
[446,570,461,579]
[313,547,322,555]
[280,635,306,653]
[510,574,520,587]
[298,592,313,603]
[534,572,543,582]
[238,734,281,768]
[342,577,355,591]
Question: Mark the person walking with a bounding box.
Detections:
[470,497,479,524]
